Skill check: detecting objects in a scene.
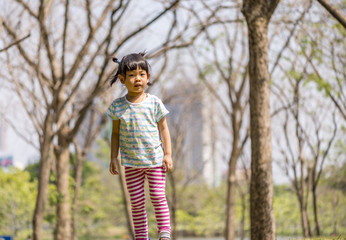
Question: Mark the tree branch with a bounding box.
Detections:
[38,0,59,83]
[65,1,113,83]
[111,0,181,56]
[0,33,30,53]
[316,0,346,29]
[61,0,70,81]
[270,1,312,75]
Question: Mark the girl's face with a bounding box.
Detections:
[119,67,150,96]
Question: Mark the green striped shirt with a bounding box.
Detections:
[106,94,169,168]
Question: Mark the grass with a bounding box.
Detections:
[291,235,345,240]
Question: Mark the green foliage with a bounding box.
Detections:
[291,235,346,240]
[1,161,346,239]
[172,183,226,237]
[0,167,37,239]
[274,185,301,236]
[274,166,346,237]
[289,69,304,80]
[306,73,333,96]
[317,187,346,235]
[73,161,126,239]
[322,163,346,192]
[13,152,127,239]
[2,138,345,239]
[317,163,346,236]
[24,162,40,182]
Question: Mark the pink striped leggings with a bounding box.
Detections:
[125,166,171,240]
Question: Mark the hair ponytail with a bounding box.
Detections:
[110,57,121,86]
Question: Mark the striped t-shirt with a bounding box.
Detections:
[106,93,169,168]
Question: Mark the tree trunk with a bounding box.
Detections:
[293,165,312,238]
[168,172,177,240]
[294,163,312,238]
[225,155,237,240]
[296,193,309,237]
[302,206,311,237]
[332,193,339,235]
[32,153,51,240]
[72,150,85,240]
[238,186,246,240]
[55,130,72,240]
[32,115,54,240]
[117,156,135,239]
[32,151,51,240]
[225,95,245,240]
[242,1,279,239]
[312,185,321,236]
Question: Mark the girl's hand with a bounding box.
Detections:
[162,155,173,173]
[109,158,119,175]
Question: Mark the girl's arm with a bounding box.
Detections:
[110,119,120,175]
[158,116,173,172]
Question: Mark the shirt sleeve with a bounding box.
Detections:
[154,98,169,122]
[106,101,119,120]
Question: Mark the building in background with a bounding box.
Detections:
[0,113,6,150]
[164,82,224,187]
[0,113,14,168]
[201,86,224,187]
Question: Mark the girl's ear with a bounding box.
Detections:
[118,74,125,84]
[146,73,151,85]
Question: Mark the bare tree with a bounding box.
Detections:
[241,1,279,239]
[269,2,343,236]
[183,1,250,238]
[280,77,313,237]
[2,40,55,240]
[272,35,339,234]
[308,112,337,235]
[276,74,338,237]
[236,155,251,240]
[184,1,317,239]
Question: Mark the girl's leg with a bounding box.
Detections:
[125,167,148,240]
[147,167,171,236]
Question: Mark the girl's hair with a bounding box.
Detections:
[110,52,151,86]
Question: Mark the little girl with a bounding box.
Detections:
[106,52,173,240]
